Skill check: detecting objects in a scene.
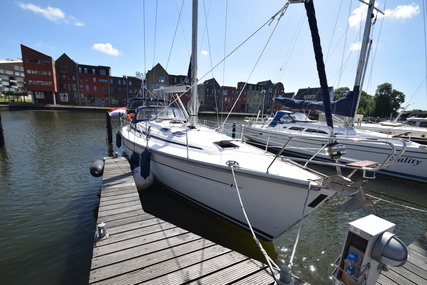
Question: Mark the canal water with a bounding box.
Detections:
[0,110,426,285]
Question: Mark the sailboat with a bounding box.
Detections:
[118,0,388,241]
[358,115,427,145]
[243,0,427,184]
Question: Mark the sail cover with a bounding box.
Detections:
[274,90,357,117]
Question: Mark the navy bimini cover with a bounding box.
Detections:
[274,90,358,118]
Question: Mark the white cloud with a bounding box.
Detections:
[17,2,84,26]
[91,43,121,56]
[383,4,420,20]
[69,16,85,27]
[201,50,208,56]
[349,42,362,51]
[18,3,65,22]
[348,3,420,28]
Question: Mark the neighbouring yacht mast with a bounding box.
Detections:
[189,0,198,128]
[348,0,383,126]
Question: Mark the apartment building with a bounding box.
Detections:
[0,59,27,100]
[56,53,79,104]
[109,76,143,106]
[77,64,110,106]
[21,44,57,104]
[14,45,287,112]
[202,78,221,111]
[222,85,245,113]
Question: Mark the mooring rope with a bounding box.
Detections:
[226,161,280,281]
[288,183,311,268]
[366,193,427,213]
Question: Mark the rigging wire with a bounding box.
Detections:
[275,11,305,84]
[325,0,344,63]
[336,1,353,89]
[363,0,384,98]
[143,0,146,74]
[221,0,229,124]
[166,0,187,70]
[200,0,221,122]
[423,0,427,107]
[152,0,159,68]
[220,3,291,128]
[197,2,291,85]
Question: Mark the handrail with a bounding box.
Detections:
[262,133,407,175]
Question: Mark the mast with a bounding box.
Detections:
[189,0,198,128]
[348,0,381,126]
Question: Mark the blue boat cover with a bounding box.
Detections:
[274,90,357,118]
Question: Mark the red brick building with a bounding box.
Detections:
[77,64,110,106]
[21,44,57,104]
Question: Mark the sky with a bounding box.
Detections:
[1,0,426,110]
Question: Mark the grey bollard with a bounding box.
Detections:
[97,222,106,239]
[277,265,293,285]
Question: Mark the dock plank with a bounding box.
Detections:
[377,233,427,285]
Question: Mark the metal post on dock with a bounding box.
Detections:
[232,122,236,139]
[106,112,113,145]
[0,113,5,148]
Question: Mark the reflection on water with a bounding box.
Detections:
[0,110,108,285]
[0,111,425,285]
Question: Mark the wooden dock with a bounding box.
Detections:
[377,232,427,285]
[89,157,279,285]
[89,157,427,285]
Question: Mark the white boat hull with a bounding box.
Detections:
[120,124,333,241]
[358,123,427,145]
[244,125,427,183]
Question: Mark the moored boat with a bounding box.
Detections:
[118,0,386,241]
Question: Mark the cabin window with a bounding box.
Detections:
[214,140,239,149]
[288,127,304,131]
[305,129,328,134]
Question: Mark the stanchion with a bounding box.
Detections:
[106,112,112,145]
[0,113,5,148]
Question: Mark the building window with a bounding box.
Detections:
[100,69,106,75]
[159,75,165,83]
[110,79,113,84]
[94,86,97,91]
[84,68,88,73]
[92,68,96,74]
[86,85,89,90]
[93,77,96,82]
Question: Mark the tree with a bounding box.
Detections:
[333,87,374,117]
[333,87,350,100]
[373,83,405,118]
[357,90,375,117]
